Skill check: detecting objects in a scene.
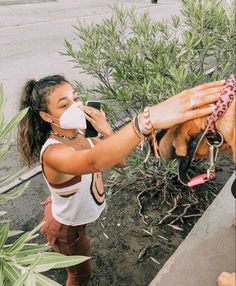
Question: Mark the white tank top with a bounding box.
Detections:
[40,137,105,226]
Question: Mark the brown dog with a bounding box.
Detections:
[158,96,236,164]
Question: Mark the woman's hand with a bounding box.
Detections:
[82,106,113,137]
[149,80,226,129]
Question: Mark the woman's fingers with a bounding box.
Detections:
[184,105,215,122]
[101,109,106,116]
[196,92,221,107]
[183,86,224,110]
[190,80,225,92]
[186,92,221,110]
[83,106,100,119]
[84,113,96,124]
[193,86,224,98]
[149,80,227,129]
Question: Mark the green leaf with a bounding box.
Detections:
[0,134,12,160]
[172,15,181,29]
[0,260,4,286]
[6,232,30,255]
[15,244,50,259]
[29,252,44,270]
[12,271,28,286]
[16,252,51,265]
[0,108,28,140]
[0,222,9,250]
[0,169,24,186]
[0,83,6,114]
[32,253,90,272]
[0,111,4,131]
[27,222,45,238]
[7,230,24,238]
[25,272,36,286]
[3,263,21,283]
[0,219,9,224]
[0,181,29,205]
[34,272,62,286]
[5,222,45,255]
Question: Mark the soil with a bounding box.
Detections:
[1,144,235,286]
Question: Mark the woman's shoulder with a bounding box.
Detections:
[40,137,63,162]
[41,137,62,149]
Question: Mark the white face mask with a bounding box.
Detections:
[50,102,87,130]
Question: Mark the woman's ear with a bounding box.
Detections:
[39,111,52,123]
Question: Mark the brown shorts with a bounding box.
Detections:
[40,196,91,286]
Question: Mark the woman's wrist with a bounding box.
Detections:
[131,106,159,158]
[138,107,154,136]
[148,105,160,130]
[101,126,114,138]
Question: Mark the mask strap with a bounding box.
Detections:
[45,113,61,128]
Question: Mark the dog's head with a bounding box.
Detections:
[158,97,236,163]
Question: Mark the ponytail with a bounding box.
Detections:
[18,75,68,167]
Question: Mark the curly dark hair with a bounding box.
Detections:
[18,75,69,167]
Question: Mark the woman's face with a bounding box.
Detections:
[41,82,82,124]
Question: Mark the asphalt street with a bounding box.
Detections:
[0,0,181,121]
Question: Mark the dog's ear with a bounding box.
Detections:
[158,127,178,164]
[172,123,191,157]
[172,117,208,158]
[158,119,207,163]
[173,118,206,156]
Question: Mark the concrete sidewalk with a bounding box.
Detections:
[149,172,236,286]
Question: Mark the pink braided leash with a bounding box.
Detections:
[206,74,236,132]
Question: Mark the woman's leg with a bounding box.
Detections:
[55,225,91,286]
[40,196,91,286]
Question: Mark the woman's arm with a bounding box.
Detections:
[83,107,126,167]
[44,121,139,175]
[91,135,126,168]
[44,80,225,176]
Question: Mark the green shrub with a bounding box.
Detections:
[63,0,235,187]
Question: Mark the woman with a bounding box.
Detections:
[18,75,225,286]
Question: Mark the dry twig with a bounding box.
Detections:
[169,204,191,225]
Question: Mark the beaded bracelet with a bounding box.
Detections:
[142,106,154,132]
[140,106,159,158]
[132,116,146,150]
[137,114,150,137]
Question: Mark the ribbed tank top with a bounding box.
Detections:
[40,137,105,226]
